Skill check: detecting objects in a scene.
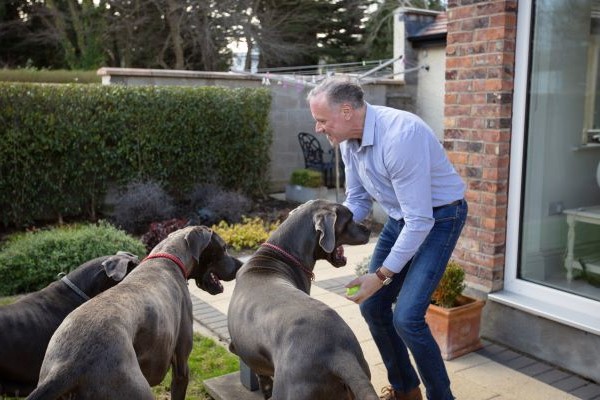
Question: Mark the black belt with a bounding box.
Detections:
[433,199,462,211]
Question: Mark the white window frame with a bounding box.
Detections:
[491,0,600,335]
[583,34,600,146]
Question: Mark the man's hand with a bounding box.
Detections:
[345,273,383,304]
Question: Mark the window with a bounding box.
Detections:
[518,0,600,301]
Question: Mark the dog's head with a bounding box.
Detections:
[287,199,371,267]
[183,226,243,295]
[65,251,140,298]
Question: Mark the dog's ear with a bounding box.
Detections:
[314,209,337,253]
[185,227,213,262]
[102,256,131,281]
[115,251,139,263]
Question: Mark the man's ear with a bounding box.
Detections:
[341,104,352,120]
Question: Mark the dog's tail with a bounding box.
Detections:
[331,354,379,400]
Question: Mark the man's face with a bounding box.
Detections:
[308,93,349,146]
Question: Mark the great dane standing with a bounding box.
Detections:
[228,199,379,400]
[27,226,242,400]
[0,251,139,397]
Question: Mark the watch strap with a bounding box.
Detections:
[375,267,392,285]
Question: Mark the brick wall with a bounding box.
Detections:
[444,0,517,294]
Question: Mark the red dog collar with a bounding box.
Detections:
[143,253,188,278]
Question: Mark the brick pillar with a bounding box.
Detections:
[444,0,517,293]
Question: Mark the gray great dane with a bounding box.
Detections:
[0,251,139,397]
[27,226,242,400]
[228,199,379,400]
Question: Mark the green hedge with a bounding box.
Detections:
[0,221,146,296]
[0,83,272,226]
[0,69,101,84]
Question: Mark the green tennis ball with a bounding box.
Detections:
[346,285,360,296]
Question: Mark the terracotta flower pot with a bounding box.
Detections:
[425,295,485,360]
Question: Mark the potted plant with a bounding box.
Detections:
[285,168,328,203]
[425,260,485,360]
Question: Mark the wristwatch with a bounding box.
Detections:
[375,267,393,286]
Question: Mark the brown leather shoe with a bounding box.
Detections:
[379,385,423,400]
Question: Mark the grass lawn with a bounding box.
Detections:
[153,334,239,400]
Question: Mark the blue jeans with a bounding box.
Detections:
[360,200,467,400]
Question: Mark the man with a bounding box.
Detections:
[307,78,467,400]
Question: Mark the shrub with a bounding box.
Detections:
[188,183,252,225]
[355,255,371,277]
[212,217,280,251]
[0,221,146,296]
[188,183,224,210]
[289,169,323,188]
[141,218,188,253]
[111,180,176,234]
[205,191,252,224]
[431,260,466,308]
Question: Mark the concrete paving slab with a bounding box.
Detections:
[451,359,579,400]
[204,372,263,400]
[553,375,591,392]
[570,381,600,399]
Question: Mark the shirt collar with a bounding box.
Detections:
[361,102,375,148]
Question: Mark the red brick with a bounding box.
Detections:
[474,27,508,42]
[458,93,487,105]
[458,68,488,80]
[445,93,459,104]
[446,56,473,69]
[448,152,469,165]
[448,5,478,21]
[445,80,473,93]
[472,104,502,117]
[447,31,474,44]
[446,105,472,117]
[490,13,517,28]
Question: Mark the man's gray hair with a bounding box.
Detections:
[307,78,365,109]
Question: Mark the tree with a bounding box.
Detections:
[231,0,371,70]
[104,0,233,70]
[42,0,106,69]
[0,0,234,71]
[0,1,66,68]
[2,0,446,71]
[317,0,372,64]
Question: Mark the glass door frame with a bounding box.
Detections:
[494,0,600,335]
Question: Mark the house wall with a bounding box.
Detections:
[393,8,446,139]
[415,46,446,139]
[444,0,516,294]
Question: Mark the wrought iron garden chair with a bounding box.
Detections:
[297,132,344,188]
